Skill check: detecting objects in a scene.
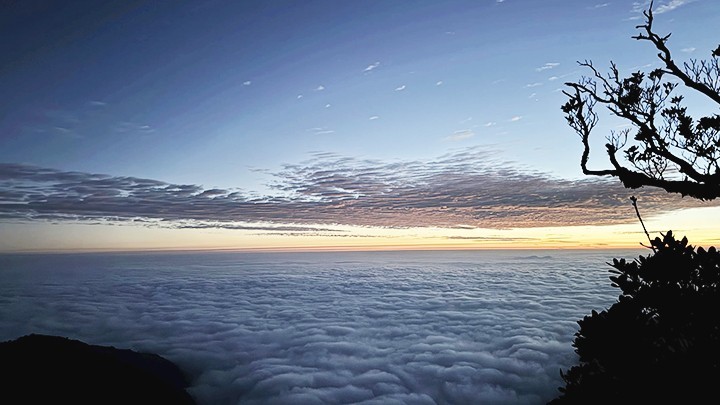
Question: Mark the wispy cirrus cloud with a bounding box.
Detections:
[444,130,475,141]
[24,102,157,139]
[308,127,335,135]
[630,0,694,19]
[113,121,155,135]
[535,63,559,72]
[590,3,610,9]
[26,107,86,138]
[654,0,694,13]
[0,148,714,231]
[363,62,380,72]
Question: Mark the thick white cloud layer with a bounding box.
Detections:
[0,250,625,404]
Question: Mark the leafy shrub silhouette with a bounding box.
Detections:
[551,231,720,403]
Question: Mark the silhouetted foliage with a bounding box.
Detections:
[0,334,195,404]
[551,232,720,403]
[562,3,720,200]
[554,3,720,402]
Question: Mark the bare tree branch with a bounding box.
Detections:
[562,3,720,201]
[633,7,720,105]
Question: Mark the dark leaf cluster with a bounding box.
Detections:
[550,232,720,403]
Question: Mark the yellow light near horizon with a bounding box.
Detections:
[1,206,718,253]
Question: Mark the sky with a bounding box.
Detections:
[1,0,719,252]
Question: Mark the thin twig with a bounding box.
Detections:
[630,196,656,251]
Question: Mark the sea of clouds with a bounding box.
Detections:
[0,250,630,404]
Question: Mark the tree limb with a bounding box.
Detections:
[633,7,720,105]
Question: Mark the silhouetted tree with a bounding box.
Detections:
[551,232,720,403]
[562,5,720,200]
[553,3,720,403]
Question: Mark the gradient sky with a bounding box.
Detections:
[2,0,719,252]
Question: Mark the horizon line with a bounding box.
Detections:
[0,243,649,255]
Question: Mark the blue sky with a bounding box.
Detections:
[1,0,719,251]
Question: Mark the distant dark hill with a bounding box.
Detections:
[0,334,195,404]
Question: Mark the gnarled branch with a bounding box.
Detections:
[562,2,720,200]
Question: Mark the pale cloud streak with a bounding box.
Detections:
[535,63,559,72]
[655,0,694,14]
[631,0,694,18]
[363,62,380,72]
[114,121,155,135]
[28,103,155,139]
[308,127,334,135]
[444,129,475,141]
